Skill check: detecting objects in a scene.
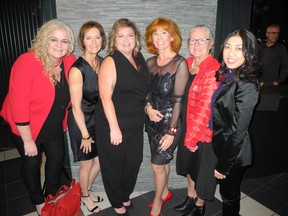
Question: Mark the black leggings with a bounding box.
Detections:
[12,133,65,205]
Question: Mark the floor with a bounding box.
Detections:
[1,147,288,216]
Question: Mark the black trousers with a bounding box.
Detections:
[219,165,245,216]
[96,125,143,208]
[12,132,65,205]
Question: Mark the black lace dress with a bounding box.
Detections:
[145,54,189,165]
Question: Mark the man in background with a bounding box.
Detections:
[258,24,288,86]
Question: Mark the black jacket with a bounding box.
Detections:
[212,79,259,175]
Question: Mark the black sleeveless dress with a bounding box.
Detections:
[68,56,103,162]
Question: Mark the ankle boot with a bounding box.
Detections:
[174,196,196,212]
[188,204,205,216]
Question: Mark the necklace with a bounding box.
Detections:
[191,60,198,70]
[82,55,99,72]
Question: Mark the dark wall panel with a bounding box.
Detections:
[0,0,42,109]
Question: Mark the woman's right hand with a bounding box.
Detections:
[23,140,38,157]
[110,127,122,145]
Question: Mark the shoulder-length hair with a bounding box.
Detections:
[78,21,107,51]
[29,19,74,83]
[216,28,259,82]
[107,18,141,55]
[145,17,182,55]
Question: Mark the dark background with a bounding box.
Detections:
[251,0,288,46]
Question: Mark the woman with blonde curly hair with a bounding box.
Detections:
[0,19,76,215]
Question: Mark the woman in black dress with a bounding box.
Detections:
[145,17,189,216]
[68,21,106,213]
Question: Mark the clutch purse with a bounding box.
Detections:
[41,179,81,216]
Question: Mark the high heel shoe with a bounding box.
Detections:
[174,196,196,213]
[148,191,172,207]
[114,207,130,215]
[116,212,130,216]
[149,201,163,216]
[81,193,100,213]
[123,200,134,209]
[88,189,104,203]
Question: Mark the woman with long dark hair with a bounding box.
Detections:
[211,28,260,216]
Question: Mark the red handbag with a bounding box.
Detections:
[41,179,81,216]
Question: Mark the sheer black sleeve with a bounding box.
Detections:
[169,58,189,129]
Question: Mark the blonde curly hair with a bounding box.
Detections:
[29,19,74,83]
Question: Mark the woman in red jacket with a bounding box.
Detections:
[0,19,76,215]
[174,25,219,216]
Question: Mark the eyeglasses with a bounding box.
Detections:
[267,32,280,35]
[188,38,210,45]
[49,37,70,46]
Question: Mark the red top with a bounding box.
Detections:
[0,51,76,140]
[184,55,220,148]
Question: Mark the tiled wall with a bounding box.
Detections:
[57,0,218,191]
[56,0,218,59]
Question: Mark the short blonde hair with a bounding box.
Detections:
[107,18,141,55]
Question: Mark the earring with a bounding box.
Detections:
[170,41,174,47]
[152,43,156,50]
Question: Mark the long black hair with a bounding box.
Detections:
[216,28,260,82]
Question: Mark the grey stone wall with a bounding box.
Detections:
[58,0,218,192]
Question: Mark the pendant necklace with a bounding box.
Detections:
[82,55,99,72]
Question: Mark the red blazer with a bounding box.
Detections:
[0,51,76,140]
[184,55,220,148]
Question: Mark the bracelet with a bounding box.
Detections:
[82,135,91,140]
[167,126,177,136]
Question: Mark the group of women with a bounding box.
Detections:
[0,16,259,216]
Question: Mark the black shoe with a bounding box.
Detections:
[174,196,196,212]
[188,204,205,216]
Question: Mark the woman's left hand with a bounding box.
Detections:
[80,138,95,154]
[214,169,226,179]
[159,134,174,151]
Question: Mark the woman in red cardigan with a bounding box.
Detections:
[0,19,76,215]
[174,25,219,216]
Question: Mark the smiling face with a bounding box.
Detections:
[152,27,173,51]
[188,27,213,61]
[83,27,102,55]
[223,35,245,69]
[115,27,136,56]
[47,28,70,63]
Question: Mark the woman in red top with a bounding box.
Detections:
[0,19,76,215]
[174,25,219,216]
